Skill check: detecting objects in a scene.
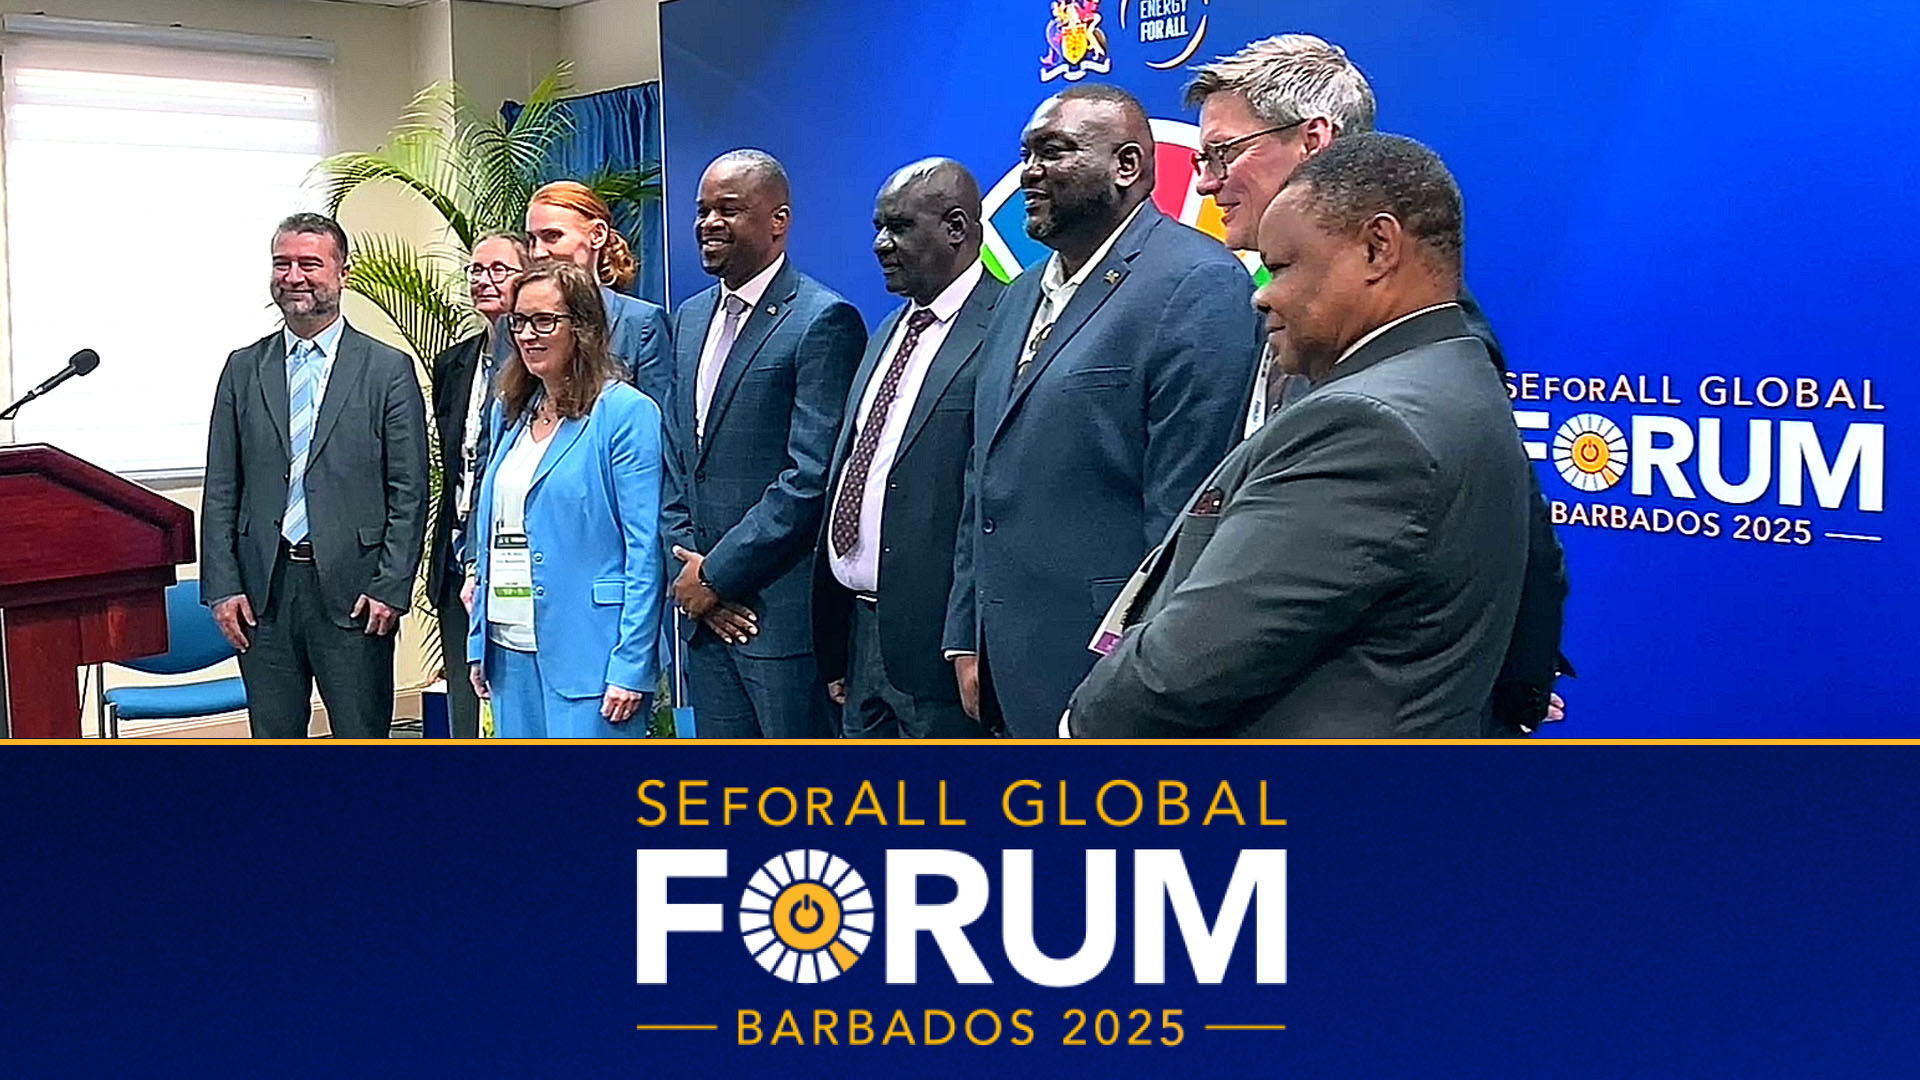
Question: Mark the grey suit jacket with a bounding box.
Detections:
[201,322,429,629]
[1067,306,1531,738]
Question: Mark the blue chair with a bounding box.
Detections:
[98,580,246,737]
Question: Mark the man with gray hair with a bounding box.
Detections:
[1184,33,1570,734]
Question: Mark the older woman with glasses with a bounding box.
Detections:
[466,260,664,737]
[427,230,530,737]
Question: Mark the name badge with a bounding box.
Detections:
[488,531,534,626]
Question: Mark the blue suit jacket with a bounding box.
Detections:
[945,207,1263,736]
[604,286,673,410]
[456,289,669,569]
[661,259,866,659]
[466,382,665,698]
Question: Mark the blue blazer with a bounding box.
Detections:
[604,286,673,410]
[944,207,1263,736]
[660,259,866,658]
[467,382,665,698]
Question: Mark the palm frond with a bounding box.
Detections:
[584,165,664,211]
[345,234,474,369]
[463,64,579,232]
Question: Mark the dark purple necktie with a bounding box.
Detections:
[830,308,939,558]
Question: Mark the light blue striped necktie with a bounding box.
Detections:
[282,340,321,543]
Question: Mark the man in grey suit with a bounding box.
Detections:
[202,213,429,738]
[1068,134,1532,737]
[1184,33,1569,733]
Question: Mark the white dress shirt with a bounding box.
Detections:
[1021,200,1149,364]
[695,254,786,437]
[282,315,346,408]
[485,421,551,651]
[829,261,985,593]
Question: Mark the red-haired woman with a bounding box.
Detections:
[525,180,672,408]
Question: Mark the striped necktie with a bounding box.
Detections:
[282,340,321,543]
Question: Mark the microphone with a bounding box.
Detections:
[1,349,100,420]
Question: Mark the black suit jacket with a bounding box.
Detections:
[1457,287,1572,730]
[201,322,429,628]
[1068,306,1531,737]
[426,332,485,607]
[1266,285,1568,730]
[811,273,1005,698]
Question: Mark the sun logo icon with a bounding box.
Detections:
[1553,413,1629,491]
[739,849,873,983]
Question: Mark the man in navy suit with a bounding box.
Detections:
[944,86,1263,737]
[812,159,1003,738]
[662,150,866,738]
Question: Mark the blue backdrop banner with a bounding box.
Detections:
[506,81,667,304]
[3,745,1917,1077]
[658,0,1917,736]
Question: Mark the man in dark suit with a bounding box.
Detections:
[943,85,1263,737]
[662,150,865,738]
[811,159,1002,738]
[202,213,429,738]
[425,230,529,738]
[1183,33,1570,732]
[1068,134,1532,737]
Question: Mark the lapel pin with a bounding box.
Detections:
[1104,270,1122,285]
[766,304,779,316]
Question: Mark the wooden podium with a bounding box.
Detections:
[0,444,195,738]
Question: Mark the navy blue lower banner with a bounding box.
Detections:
[5,746,1917,1076]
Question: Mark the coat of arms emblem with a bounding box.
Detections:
[1040,0,1112,82]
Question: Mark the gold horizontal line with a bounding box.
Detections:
[634,1024,718,1031]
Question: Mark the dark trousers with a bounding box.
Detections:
[842,598,985,738]
[434,592,480,738]
[684,632,831,739]
[238,553,395,738]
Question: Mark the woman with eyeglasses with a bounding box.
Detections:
[466,260,664,737]
[526,180,672,409]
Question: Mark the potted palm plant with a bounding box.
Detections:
[311,63,665,730]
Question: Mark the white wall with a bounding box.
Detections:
[560,0,660,93]
[0,0,621,733]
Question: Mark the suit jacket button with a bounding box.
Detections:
[534,586,545,597]
[533,553,544,564]
[695,470,707,482]
[982,518,996,534]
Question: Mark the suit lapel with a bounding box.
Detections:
[529,411,589,494]
[992,209,1162,447]
[975,273,1041,440]
[675,288,718,445]
[309,326,367,461]
[257,336,291,454]
[898,278,998,459]
[699,260,799,462]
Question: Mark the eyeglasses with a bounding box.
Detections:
[466,261,524,283]
[1191,118,1312,180]
[508,312,573,335]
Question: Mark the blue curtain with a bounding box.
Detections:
[502,82,665,304]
